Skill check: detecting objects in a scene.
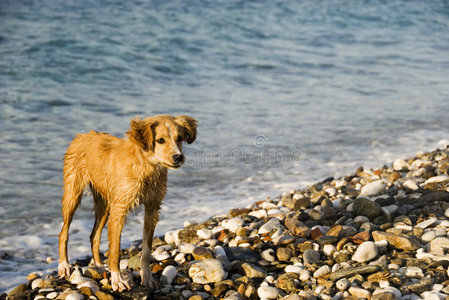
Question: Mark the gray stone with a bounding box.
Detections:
[241,262,267,279]
[353,198,381,218]
[330,265,380,281]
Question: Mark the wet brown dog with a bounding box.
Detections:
[58,114,197,291]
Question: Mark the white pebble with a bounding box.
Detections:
[425,175,449,184]
[257,286,279,299]
[416,217,437,229]
[354,216,369,224]
[422,230,437,243]
[336,278,350,291]
[393,158,409,171]
[299,269,310,281]
[162,265,177,285]
[323,244,336,257]
[248,209,267,219]
[313,265,331,278]
[404,266,424,278]
[77,281,99,294]
[46,292,58,299]
[197,228,213,240]
[153,252,170,261]
[258,218,282,235]
[261,249,276,262]
[360,180,386,197]
[222,217,244,233]
[403,180,419,190]
[164,229,180,245]
[445,208,449,219]
[352,241,378,263]
[285,265,303,274]
[188,258,227,284]
[261,202,278,210]
[65,293,84,300]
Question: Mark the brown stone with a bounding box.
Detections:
[229,208,251,217]
[95,291,115,300]
[282,197,310,210]
[327,225,343,237]
[310,227,323,240]
[348,231,370,244]
[372,231,421,251]
[276,247,293,261]
[285,217,310,237]
[192,246,214,260]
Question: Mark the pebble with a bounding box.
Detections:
[360,180,386,197]
[313,265,331,278]
[31,278,52,290]
[404,266,424,278]
[352,241,378,263]
[336,278,350,291]
[348,287,371,299]
[65,293,85,300]
[222,217,244,233]
[197,228,213,240]
[257,286,279,299]
[162,265,177,285]
[189,258,227,284]
[261,249,276,262]
[303,249,320,264]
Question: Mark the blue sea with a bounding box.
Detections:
[1,0,449,292]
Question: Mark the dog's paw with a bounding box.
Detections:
[140,269,159,290]
[111,271,131,292]
[58,261,73,278]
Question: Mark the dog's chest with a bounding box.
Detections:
[134,169,167,208]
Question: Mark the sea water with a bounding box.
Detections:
[1,0,449,292]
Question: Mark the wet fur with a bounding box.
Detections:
[58,114,197,291]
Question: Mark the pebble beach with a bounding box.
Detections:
[5,146,449,300]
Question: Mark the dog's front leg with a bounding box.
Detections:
[140,205,160,289]
[108,209,131,292]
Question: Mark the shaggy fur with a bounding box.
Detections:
[58,114,197,291]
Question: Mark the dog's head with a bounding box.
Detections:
[127,115,197,169]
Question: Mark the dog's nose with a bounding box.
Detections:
[173,154,184,164]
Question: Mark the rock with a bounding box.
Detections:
[95,291,115,300]
[308,209,324,221]
[85,267,106,280]
[352,241,378,263]
[403,180,419,190]
[162,265,177,285]
[360,180,386,197]
[192,246,214,260]
[393,158,409,171]
[422,230,437,243]
[241,262,267,278]
[371,291,396,300]
[119,287,153,300]
[348,286,371,299]
[323,244,336,257]
[313,265,331,278]
[261,249,276,262]
[65,293,84,300]
[189,258,227,284]
[248,209,267,219]
[224,247,259,263]
[416,217,437,229]
[258,218,282,235]
[404,266,424,278]
[282,197,310,210]
[285,217,310,237]
[430,237,449,255]
[353,198,381,218]
[372,231,421,251]
[285,265,303,274]
[153,252,170,261]
[77,281,99,294]
[197,228,213,240]
[303,249,320,264]
[46,291,58,299]
[336,278,350,291]
[282,294,302,300]
[222,217,244,233]
[31,278,52,290]
[330,265,380,281]
[257,286,279,299]
[276,247,292,261]
[425,175,449,184]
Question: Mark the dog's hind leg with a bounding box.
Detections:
[90,187,108,267]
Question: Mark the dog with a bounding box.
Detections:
[58,114,197,291]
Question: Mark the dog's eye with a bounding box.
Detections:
[156,138,165,144]
[176,136,183,142]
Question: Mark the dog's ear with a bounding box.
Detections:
[127,118,154,151]
[175,115,197,144]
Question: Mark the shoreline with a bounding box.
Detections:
[5,146,449,300]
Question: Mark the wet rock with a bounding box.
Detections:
[224,247,259,263]
[192,246,214,260]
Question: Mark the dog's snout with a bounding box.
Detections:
[173,154,185,164]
